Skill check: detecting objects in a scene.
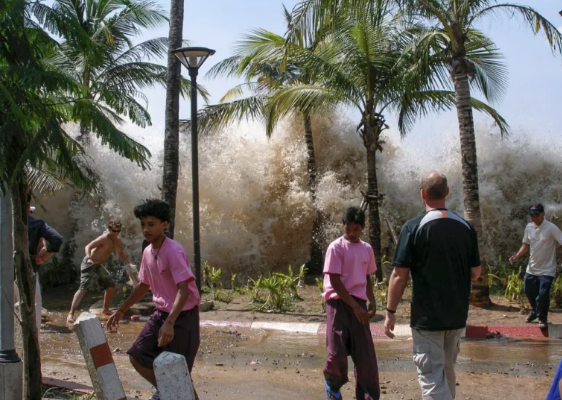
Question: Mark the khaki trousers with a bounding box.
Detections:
[412,328,463,400]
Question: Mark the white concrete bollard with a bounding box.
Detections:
[124,263,140,287]
[74,312,126,400]
[154,352,195,400]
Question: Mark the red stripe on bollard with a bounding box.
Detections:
[90,342,114,369]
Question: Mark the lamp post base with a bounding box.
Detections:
[0,359,23,400]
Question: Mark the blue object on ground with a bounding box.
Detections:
[325,380,342,400]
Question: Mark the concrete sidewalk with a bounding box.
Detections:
[89,298,559,339]
[200,319,560,338]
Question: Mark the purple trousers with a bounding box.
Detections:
[127,307,200,371]
[324,298,380,400]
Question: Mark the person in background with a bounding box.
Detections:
[385,172,481,400]
[510,203,562,330]
[25,199,63,332]
[322,206,380,400]
[107,199,201,400]
[66,219,134,327]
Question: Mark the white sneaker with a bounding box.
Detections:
[148,389,160,400]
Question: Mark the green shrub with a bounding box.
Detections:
[552,274,562,308]
[246,265,307,312]
[203,261,223,302]
[316,277,326,313]
[373,277,388,310]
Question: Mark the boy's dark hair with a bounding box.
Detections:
[342,206,365,227]
[134,199,171,222]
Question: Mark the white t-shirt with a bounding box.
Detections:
[523,220,562,277]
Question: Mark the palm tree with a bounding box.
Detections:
[32,0,178,142]
[194,8,329,273]
[162,0,186,238]
[396,0,562,304]
[32,0,207,237]
[284,0,509,280]
[1,1,152,397]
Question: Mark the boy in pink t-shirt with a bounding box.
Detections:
[107,200,200,400]
[322,206,380,400]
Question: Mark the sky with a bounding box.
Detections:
[136,0,562,142]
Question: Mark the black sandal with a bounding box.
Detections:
[525,313,537,323]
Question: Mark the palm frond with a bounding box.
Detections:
[219,82,262,103]
[181,96,268,135]
[469,96,510,137]
[270,84,344,117]
[111,37,169,65]
[469,3,562,53]
[73,99,151,169]
[395,89,509,137]
[465,30,508,104]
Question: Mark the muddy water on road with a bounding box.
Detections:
[40,313,561,399]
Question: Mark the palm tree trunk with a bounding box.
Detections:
[363,120,383,282]
[161,0,185,238]
[452,67,490,306]
[303,113,323,275]
[11,179,41,400]
[77,70,91,144]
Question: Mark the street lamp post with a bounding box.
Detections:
[172,47,215,292]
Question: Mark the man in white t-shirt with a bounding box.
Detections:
[510,204,562,329]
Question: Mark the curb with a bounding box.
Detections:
[42,377,94,394]
[200,319,556,339]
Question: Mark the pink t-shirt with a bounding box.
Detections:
[322,236,377,301]
[139,238,200,313]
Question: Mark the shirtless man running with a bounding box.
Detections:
[67,219,133,327]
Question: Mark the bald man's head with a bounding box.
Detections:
[421,172,448,201]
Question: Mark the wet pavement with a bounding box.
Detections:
[40,312,561,399]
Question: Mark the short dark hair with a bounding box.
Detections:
[342,206,365,227]
[421,172,448,200]
[133,199,171,222]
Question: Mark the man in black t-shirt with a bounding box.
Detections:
[384,172,481,400]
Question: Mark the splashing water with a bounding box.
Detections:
[34,117,562,282]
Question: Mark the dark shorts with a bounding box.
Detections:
[79,263,116,291]
[127,307,200,371]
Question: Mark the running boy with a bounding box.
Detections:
[67,219,133,327]
[106,199,200,400]
[322,206,380,400]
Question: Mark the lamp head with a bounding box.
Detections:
[172,47,216,70]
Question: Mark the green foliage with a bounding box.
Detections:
[230,273,246,294]
[42,385,96,399]
[259,273,293,311]
[488,257,526,308]
[248,276,263,303]
[552,275,562,308]
[31,0,207,141]
[203,261,223,302]
[488,255,511,291]
[373,277,388,310]
[246,265,307,312]
[316,277,326,313]
[504,267,526,310]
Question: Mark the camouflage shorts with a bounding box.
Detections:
[79,263,116,292]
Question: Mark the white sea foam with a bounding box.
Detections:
[34,115,562,278]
